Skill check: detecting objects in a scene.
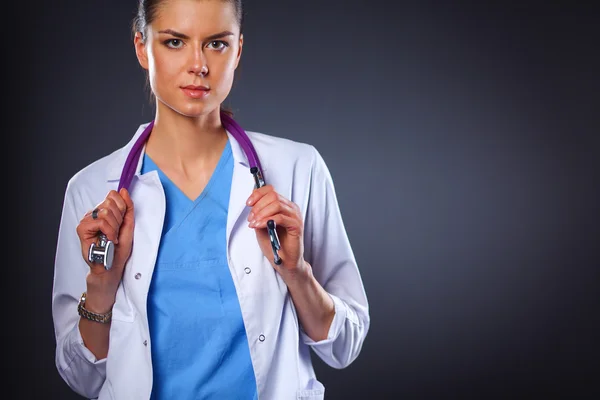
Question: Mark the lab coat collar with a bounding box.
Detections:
[106,121,267,183]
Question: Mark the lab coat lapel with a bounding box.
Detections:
[225,129,269,245]
[226,145,254,250]
[114,171,165,319]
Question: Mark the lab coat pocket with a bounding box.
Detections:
[296,379,325,400]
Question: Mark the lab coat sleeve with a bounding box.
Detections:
[301,146,370,369]
[51,179,107,399]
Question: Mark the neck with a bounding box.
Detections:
[146,105,228,171]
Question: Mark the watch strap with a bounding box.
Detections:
[77,292,112,324]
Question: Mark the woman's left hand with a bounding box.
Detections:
[246,185,307,279]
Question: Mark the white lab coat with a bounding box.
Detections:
[52,122,370,400]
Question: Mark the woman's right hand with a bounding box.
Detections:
[76,188,135,312]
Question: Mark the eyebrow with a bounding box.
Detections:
[157,29,235,41]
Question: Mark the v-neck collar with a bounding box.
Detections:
[142,140,233,237]
[143,139,232,204]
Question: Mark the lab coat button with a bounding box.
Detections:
[143,340,147,346]
[244,267,251,274]
[135,273,142,280]
[259,334,265,342]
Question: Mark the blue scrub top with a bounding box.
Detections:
[142,140,257,399]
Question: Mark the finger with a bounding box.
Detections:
[99,197,124,227]
[118,188,135,240]
[249,198,296,225]
[120,188,134,212]
[248,191,289,221]
[98,208,121,243]
[81,211,120,243]
[251,213,302,235]
[92,212,120,243]
[106,190,128,217]
[246,184,275,206]
[83,196,124,226]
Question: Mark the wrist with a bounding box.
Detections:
[83,288,116,314]
[86,271,118,294]
[280,260,312,290]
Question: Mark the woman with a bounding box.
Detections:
[52,0,369,399]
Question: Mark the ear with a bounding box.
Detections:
[134,31,149,70]
[234,33,244,69]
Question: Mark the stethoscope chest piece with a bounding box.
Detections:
[88,233,115,270]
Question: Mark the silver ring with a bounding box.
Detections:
[92,208,99,220]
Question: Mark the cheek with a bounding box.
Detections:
[214,56,237,88]
[150,61,166,84]
[148,50,179,91]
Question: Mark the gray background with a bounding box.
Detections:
[10,0,599,399]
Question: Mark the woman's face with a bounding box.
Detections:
[134,0,243,117]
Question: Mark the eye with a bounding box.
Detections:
[164,39,184,49]
[207,40,228,50]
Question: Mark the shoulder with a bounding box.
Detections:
[65,122,148,196]
[243,130,336,204]
[245,130,322,170]
[62,150,119,211]
[69,151,116,184]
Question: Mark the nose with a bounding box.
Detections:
[189,47,208,76]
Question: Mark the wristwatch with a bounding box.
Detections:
[77,292,112,324]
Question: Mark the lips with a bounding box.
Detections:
[182,85,209,90]
[181,85,210,99]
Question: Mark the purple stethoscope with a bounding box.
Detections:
[88,111,282,270]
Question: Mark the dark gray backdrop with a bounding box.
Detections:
[10,1,599,399]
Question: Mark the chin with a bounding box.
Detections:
[168,101,219,118]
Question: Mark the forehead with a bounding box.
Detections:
[152,0,238,34]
